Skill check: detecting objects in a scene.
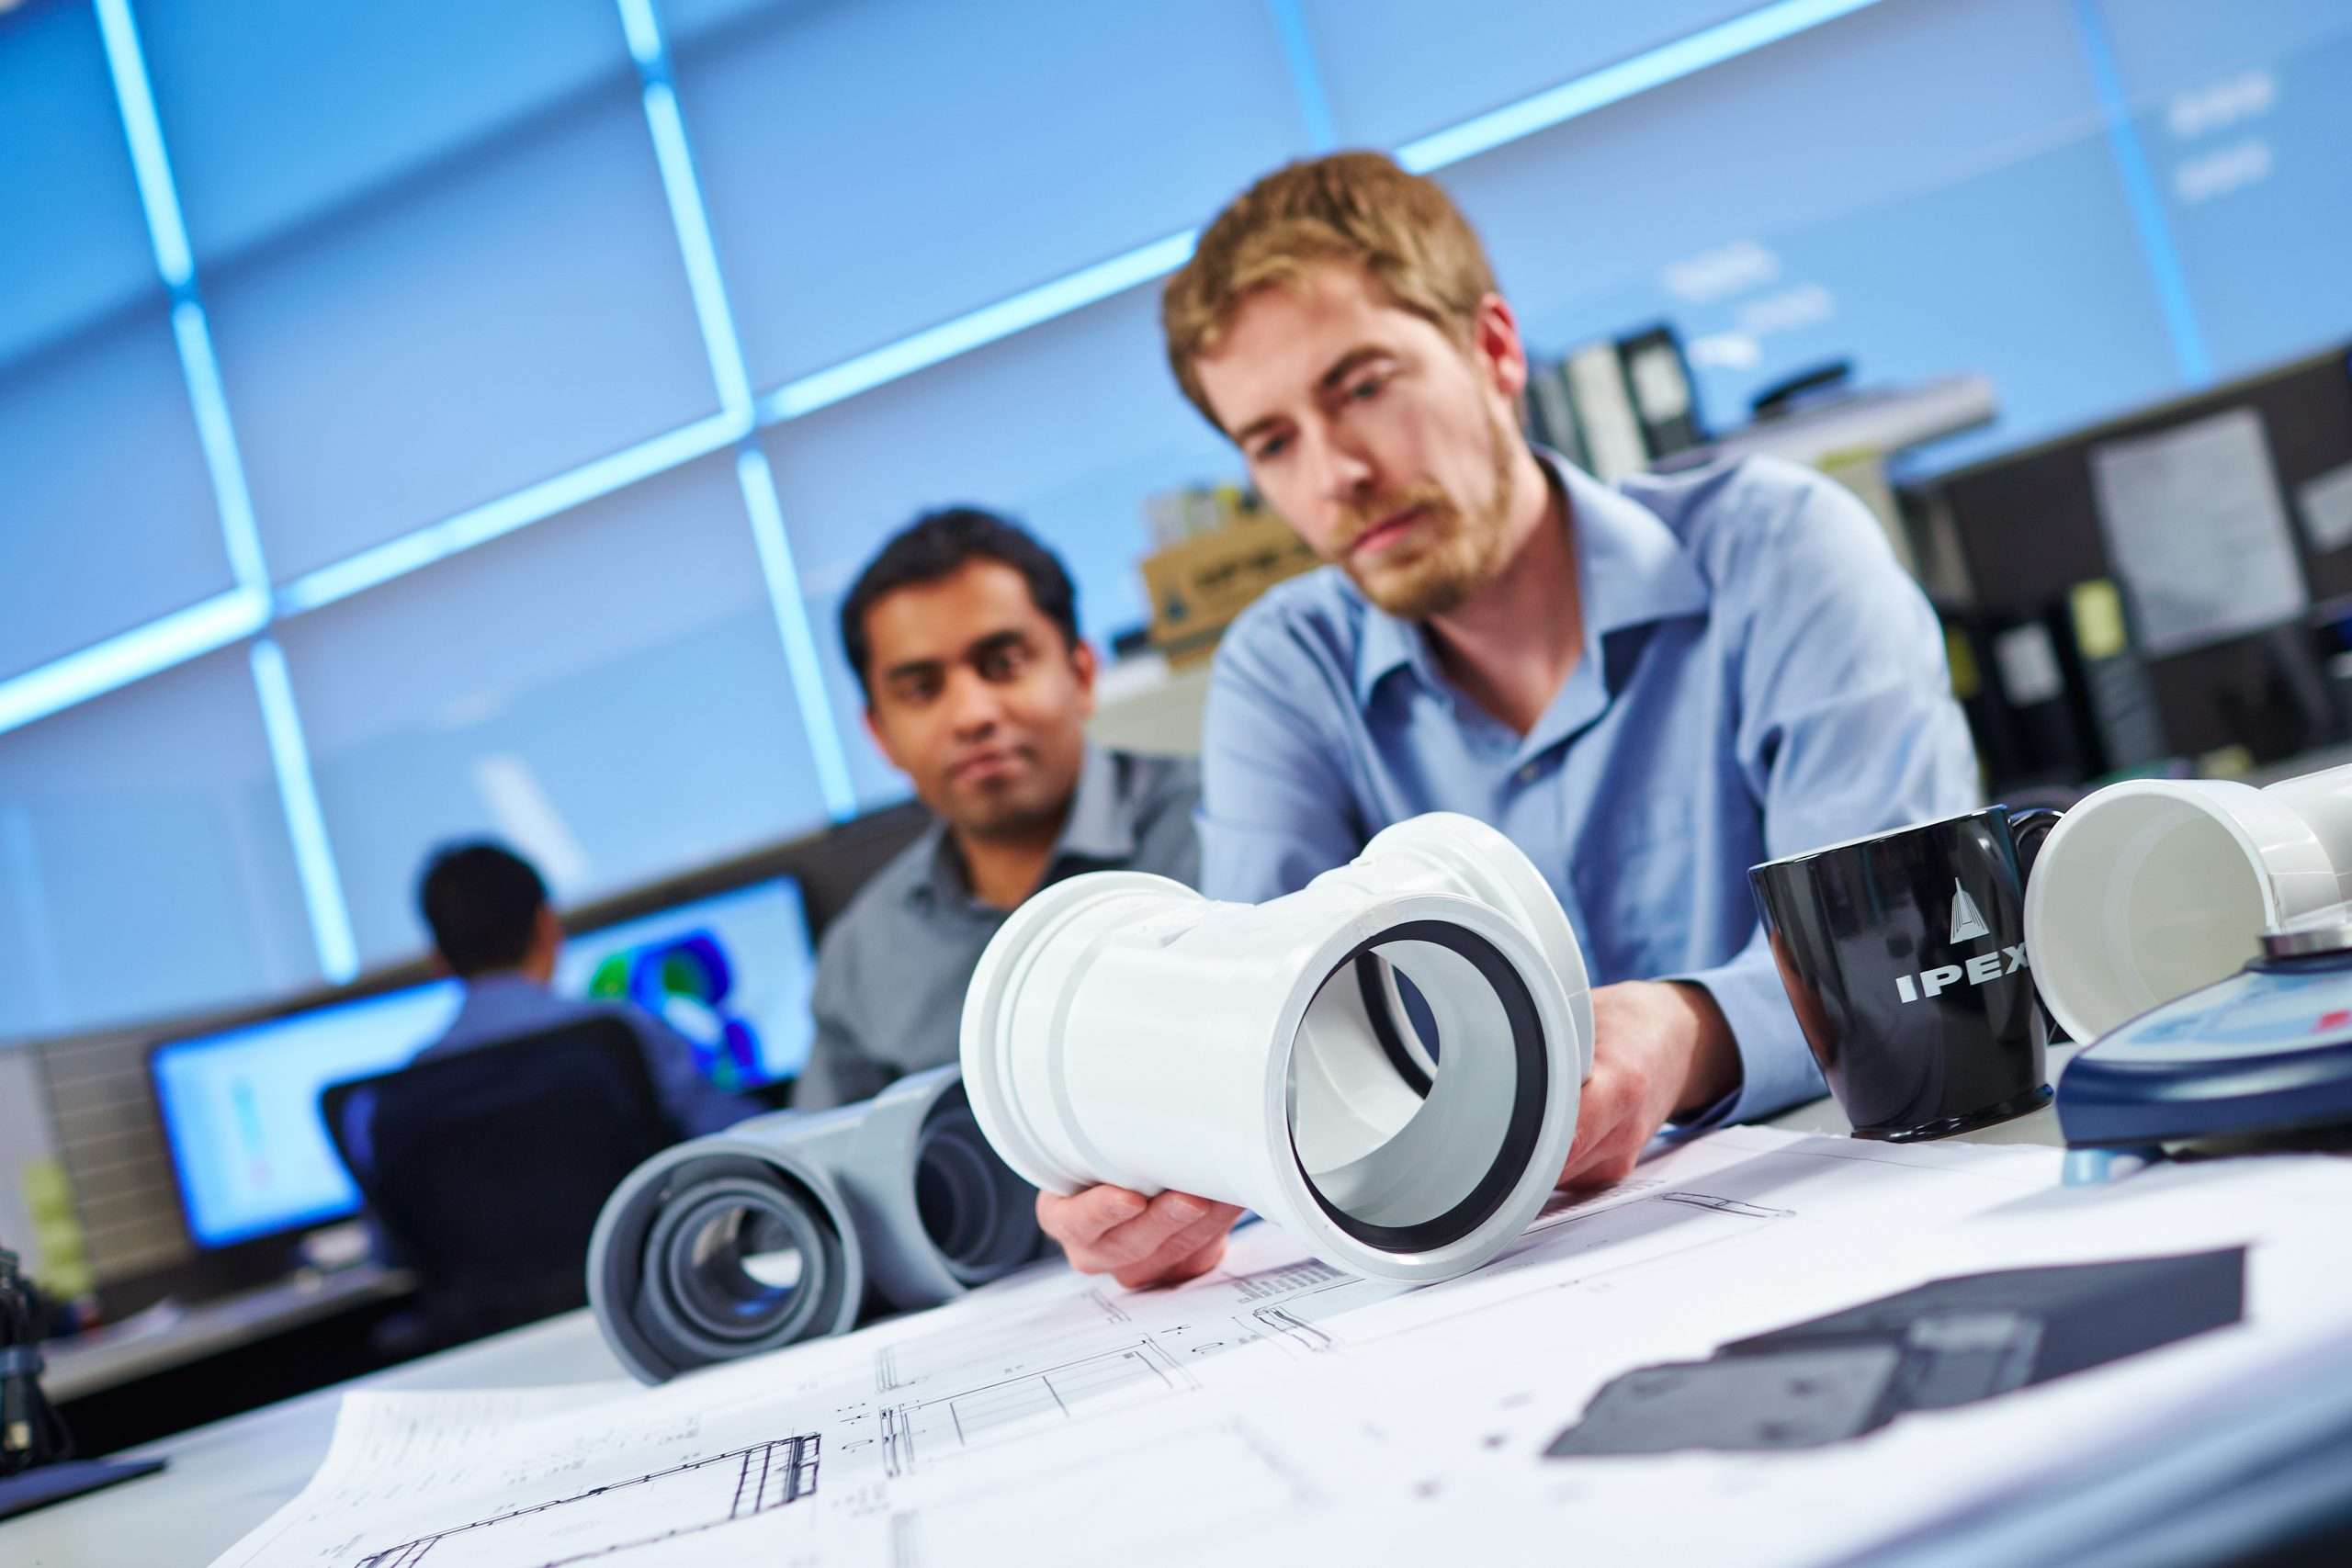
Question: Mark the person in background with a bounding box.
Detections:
[408,841,755,1140]
[1036,150,1980,1288]
[795,508,1199,1111]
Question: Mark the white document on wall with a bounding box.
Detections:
[2298,461,2352,556]
[2089,406,2306,657]
[209,1128,2352,1568]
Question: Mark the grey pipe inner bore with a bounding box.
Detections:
[590,1067,1042,1382]
[636,1157,854,1364]
[1289,919,1549,1255]
[913,1103,1035,1283]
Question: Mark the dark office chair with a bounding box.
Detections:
[322,1016,680,1346]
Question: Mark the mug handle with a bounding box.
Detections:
[2005,806,2065,1041]
[2007,807,2063,886]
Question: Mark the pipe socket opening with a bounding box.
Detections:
[676,1201,807,1321]
[637,1157,854,1363]
[914,1098,1038,1284]
[1287,920,1547,1254]
[2037,795,2270,1036]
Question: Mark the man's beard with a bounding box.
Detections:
[1333,405,1518,620]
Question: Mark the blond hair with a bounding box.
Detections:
[1161,151,1500,431]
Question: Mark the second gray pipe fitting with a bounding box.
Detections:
[587,1065,1041,1384]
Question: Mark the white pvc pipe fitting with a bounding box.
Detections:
[2026,763,2352,1042]
[960,812,1592,1283]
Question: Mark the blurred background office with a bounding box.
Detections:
[2,0,2348,1450]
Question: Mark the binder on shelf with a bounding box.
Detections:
[1566,340,1648,483]
[1524,358,1589,472]
[1617,324,1705,462]
[1943,581,2175,795]
[2066,579,2168,776]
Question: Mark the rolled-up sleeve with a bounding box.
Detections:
[1671,467,1983,1127]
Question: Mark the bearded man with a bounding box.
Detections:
[1035,151,1980,1288]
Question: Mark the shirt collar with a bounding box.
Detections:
[909,741,1132,909]
[462,970,548,997]
[1053,741,1135,863]
[1351,448,1711,705]
[454,969,552,1018]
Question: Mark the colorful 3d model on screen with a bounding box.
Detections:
[588,931,761,1092]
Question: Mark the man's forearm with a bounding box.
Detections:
[1662,979,1739,1122]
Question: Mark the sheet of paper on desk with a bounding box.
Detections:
[2089,406,2307,658]
[209,1128,2352,1568]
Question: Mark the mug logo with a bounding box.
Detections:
[1949,881,1989,942]
[1895,881,2026,1003]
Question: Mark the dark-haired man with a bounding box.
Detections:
[796,508,1200,1110]
[409,841,752,1138]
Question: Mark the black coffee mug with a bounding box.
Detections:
[1748,807,2062,1142]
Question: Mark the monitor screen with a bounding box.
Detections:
[151,980,463,1249]
[557,876,820,1094]
[151,874,819,1250]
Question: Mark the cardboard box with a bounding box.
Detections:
[1139,511,1321,667]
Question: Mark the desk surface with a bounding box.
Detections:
[43,1265,416,1404]
[6,1080,2074,1568]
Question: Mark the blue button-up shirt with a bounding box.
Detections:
[1199,452,1980,1126]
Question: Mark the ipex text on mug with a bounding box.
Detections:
[1894,881,2030,1006]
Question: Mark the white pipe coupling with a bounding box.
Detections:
[2026,763,2352,1041]
[961,812,1592,1283]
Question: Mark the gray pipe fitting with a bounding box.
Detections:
[588,1066,1040,1383]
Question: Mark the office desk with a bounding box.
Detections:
[0,1077,2081,1568]
[10,1311,623,1567]
[44,1266,417,1404]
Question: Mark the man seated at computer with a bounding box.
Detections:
[399,840,756,1144]
[794,508,1201,1110]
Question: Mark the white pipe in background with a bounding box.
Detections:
[2027,763,2352,1042]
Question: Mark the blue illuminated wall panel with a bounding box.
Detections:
[0,1,158,373]
[1440,0,2180,467]
[1298,0,1760,149]
[0,648,320,1043]
[2096,0,2352,379]
[135,0,636,271]
[0,307,233,682]
[268,452,832,967]
[189,83,722,582]
[671,0,1311,387]
[760,287,1236,807]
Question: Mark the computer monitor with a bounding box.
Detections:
[557,875,820,1094]
[151,874,820,1251]
[150,980,463,1249]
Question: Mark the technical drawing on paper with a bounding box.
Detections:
[235,1126,2324,1568]
[876,1288,1135,1393]
[1657,1192,1794,1220]
[881,1342,1193,1474]
[354,1434,817,1567]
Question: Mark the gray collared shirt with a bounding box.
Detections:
[796,744,1201,1110]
